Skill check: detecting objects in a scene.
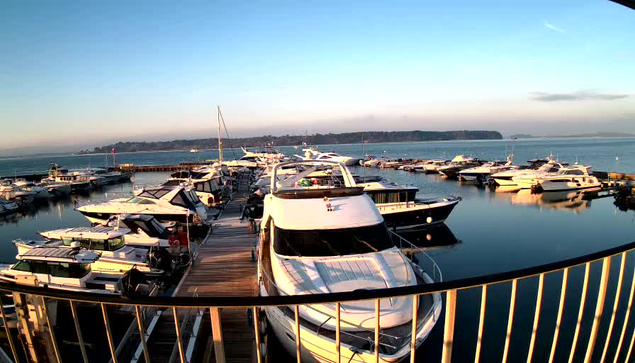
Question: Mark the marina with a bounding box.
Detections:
[0,138,634,362]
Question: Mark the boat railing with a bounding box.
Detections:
[4,239,635,362]
[390,231,443,284]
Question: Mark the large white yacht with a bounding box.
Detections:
[258,161,442,363]
[0,248,153,295]
[458,156,516,182]
[356,180,461,230]
[0,181,37,205]
[76,185,208,225]
[13,227,164,277]
[491,159,564,187]
[297,147,361,166]
[511,163,574,189]
[534,165,601,192]
[164,173,225,208]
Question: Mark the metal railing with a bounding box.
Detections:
[2,240,635,362]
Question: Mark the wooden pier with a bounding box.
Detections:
[166,186,258,363]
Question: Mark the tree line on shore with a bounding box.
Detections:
[82,130,503,154]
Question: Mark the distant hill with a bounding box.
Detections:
[82,130,503,154]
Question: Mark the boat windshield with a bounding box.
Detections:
[61,237,125,251]
[273,223,394,257]
[127,197,156,205]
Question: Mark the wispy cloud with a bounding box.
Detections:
[530,91,629,102]
[542,19,565,33]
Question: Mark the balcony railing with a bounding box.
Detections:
[2,239,635,362]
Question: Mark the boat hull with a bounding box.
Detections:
[378,198,460,230]
[537,178,602,192]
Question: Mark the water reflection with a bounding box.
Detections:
[396,223,461,250]
[488,187,608,214]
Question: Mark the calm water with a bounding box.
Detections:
[1,138,635,362]
[2,137,634,177]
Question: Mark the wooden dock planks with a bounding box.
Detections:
[176,192,259,363]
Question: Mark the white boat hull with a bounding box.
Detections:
[538,177,602,192]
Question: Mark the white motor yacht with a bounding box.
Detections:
[77,185,208,225]
[12,179,50,200]
[165,172,225,207]
[297,147,361,166]
[0,248,152,295]
[422,160,450,174]
[511,162,572,189]
[258,161,442,363]
[458,156,517,182]
[0,181,37,205]
[492,159,564,187]
[14,227,164,277]
[534,165,601,192]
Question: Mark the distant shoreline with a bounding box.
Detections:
[80,130,504,155]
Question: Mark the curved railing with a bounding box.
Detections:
[1,239,635,363]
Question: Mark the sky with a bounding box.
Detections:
[0,1,634,153]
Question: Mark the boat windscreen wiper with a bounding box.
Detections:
[317,237,340,255]
[353,235,379,253]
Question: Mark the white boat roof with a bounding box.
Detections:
[268,193,383,230]
[451,155,471,162]
[40,226,131,239]
[18,248,99,263]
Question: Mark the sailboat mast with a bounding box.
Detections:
[217,105,223,163]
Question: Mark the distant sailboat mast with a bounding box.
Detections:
[217,105,223,164]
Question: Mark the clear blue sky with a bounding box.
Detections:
[0,1,633,151]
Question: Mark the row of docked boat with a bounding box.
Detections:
[0,163,132,215]
[364,154,603,193]
[0,164,239,296]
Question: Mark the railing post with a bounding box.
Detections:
[70,301,89,363]
[294,305,302,363]
[252,307,262,363]
[502,279,518,363]
[442,289,457,363]
[474,285,487,363]
[375,298,381,363]
[173,307,186,363]
[601,253,626,362]
[613,263,635,363]
[549,268,569,363]
[135,305,151,363]
[527,274,545,363]
[0,294,18,363]
[568,262,591,363]
[101,303,118,363]
[410,294,419,363]
[41,297,62,363]
[336,302,341,363]
[583,257,611,363]
[210,307,226,363]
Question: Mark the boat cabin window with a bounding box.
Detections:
[138,188,172,199]
[170,190,197,210]
[61,237,125,251]
[195,181,215,193]
[15,261,91,278]
[562,169,585,176]
[273,223,394,257]
[127,197,156,205]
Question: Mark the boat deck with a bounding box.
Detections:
[175,188,259,363]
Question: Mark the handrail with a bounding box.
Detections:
[2,239,635,307]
